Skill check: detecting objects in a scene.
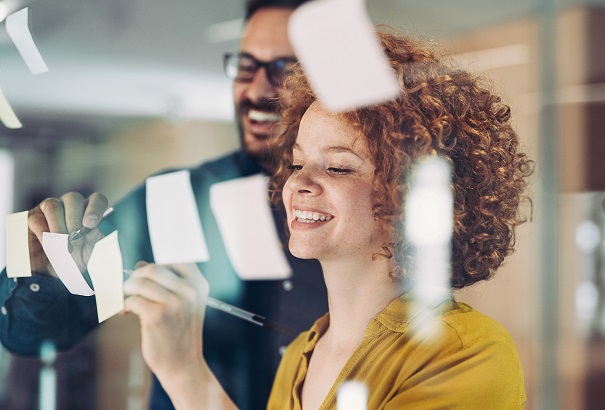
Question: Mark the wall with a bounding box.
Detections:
[442,17,542,409]
[449,5,605,409]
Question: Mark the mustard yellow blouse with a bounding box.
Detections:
[267,295,525,409]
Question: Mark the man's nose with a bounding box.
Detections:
[244,67,277,102]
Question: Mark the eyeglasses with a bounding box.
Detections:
[223,52,297,87]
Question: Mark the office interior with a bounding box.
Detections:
[0,0,604,408]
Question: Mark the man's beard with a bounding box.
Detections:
[236,97,281,166]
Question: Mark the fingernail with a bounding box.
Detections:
[40,198,53,211]
[83,214,98,228]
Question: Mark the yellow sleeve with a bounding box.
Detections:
[384,315,526,409]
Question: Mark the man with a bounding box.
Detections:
[0,1,327,409]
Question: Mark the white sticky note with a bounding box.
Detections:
[210,174,291,280]
[87,231,124,323]
[405,156,453,339]
[42,232,95,296]
[146,170,209,264]
[6,8,49,75]
[0,81,22,129]
[288,0,399,112]
[337,381,368,410]
[6,211,31,278]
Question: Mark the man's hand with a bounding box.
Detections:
[28,192,109,275]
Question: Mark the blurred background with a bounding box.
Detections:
[0,0,603,408]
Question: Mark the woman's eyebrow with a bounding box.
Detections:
[293,143,364,160]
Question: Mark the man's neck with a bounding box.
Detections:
[243,148,276,175]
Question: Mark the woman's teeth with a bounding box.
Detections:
[293,209,333,223]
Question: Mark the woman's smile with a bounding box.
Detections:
[292,209,334,223]
[283,102,389,261]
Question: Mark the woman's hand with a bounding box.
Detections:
[123,263,236,409]
[123,263,208,378]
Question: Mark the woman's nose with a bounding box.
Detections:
[287,167,322,195]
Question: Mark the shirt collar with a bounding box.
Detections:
[369,293,455,335]
[301,292,455,351]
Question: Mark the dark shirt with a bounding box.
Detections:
[0,150,328,410]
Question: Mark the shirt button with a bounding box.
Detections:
[283,280,293,291]
[279,345,287,356]
[1,306,7,315]
[29,283,41,292]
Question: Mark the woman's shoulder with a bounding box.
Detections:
[441,301,517,349]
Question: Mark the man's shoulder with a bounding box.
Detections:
[146,151,243,177]
[194,150,241,170]
[108,150,258,210]
[190,149,263,181]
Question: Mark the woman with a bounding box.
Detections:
[123,30,532,409]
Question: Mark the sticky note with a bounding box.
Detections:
[88,231,124,322]
[210,174,291,280]
[0,82,22,129]
[146,170,209,264]
[405,156,453,247]
[6,7,49,75]
[405,156,453,337]
[6,211,31,278]
[337,381,368,410]
[42,232,94,296]
[288,0,399,112]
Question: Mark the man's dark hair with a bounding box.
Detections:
[245,0,312,20]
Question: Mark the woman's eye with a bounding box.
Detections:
[327,167,353,174]
[286,164,303,171]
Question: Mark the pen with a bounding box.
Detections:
[68,207,114,242]
[70,202,297,337]
[122,269,296,338]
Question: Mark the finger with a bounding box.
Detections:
[60,192,85,234]
[129,264,185,295]
[124,294,158,317]
[123,276,178,306]
[82,192,109,229]
[124,295,179,331]
[121,261,149,280]
[28,206,50,244]
[170,263,202,280]
[81,226,105,247]
[39,198,68,234]
[171,263,210,296]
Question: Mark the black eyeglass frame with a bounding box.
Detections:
[223,52,298,87]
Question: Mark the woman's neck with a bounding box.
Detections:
[319,257,405,350]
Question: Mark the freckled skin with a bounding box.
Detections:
[283,102,390,263]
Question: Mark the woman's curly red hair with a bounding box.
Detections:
[270,29,533,289]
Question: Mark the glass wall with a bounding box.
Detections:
[0,0,604,408]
